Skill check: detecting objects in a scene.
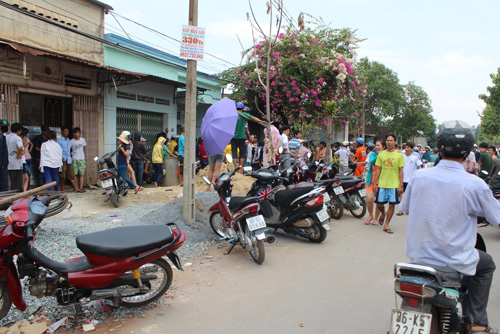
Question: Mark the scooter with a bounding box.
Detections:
[389,235,487,334]
[335,175,367,218]
[94,151,129,208]
[203,155,268,265]
[0,194,185,321]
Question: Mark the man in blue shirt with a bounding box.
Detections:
[178,126,185,186]
[57,127,80,192]
[288,130,302,164]
[401,120,500,334]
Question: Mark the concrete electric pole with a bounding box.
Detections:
[182,0,198,223]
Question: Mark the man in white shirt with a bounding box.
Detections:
[6,123,24,192]
[335,141,350,173]
[279,125,291,170]
[397,141,422,215]
[401,121,500,334]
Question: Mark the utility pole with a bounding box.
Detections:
[182,0,198,223]
[361,95,366,140]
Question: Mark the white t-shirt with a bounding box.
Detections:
[71,138,87,160]
[6,133,23,170]
[335,148,350,166]
[280,134,289,152]
[403,153,423,183]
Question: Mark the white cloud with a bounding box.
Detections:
[427,88,485,126]
[423,53,494,76]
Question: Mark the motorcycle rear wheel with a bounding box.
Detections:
[119,258,173,308]
[307,221,327,243]
[328,194,344,220]
[109,192,120,208]
[348,192,366,218]
[0,283,12,321]
[246,228,265,265]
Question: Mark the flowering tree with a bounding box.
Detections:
[219,16,365,133]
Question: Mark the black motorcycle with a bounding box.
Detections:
[95,151,129,207]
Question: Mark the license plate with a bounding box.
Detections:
[246,215,266,231]
[359,188,367,197]
[323,192,331,202]
[390,309,432,334]
[316,208,330,222]
[333,186,344,195]
[101,179,113,188]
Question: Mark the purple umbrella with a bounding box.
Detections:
[201,97,238,156]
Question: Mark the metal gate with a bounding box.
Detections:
[73,95,100,186]
[0,84,19,123]
[116,108,163,153]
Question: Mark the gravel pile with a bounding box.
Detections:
[0,192,220,328]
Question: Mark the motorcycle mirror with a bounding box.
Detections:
[243,166,253,173]
[202,176,211,185]
[94,156,99,162]
[481,170,489,176]
[226,154,233,164]
[278,146,283,154]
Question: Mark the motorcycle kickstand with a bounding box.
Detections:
[71,303,83,333]
[225,241,238,255]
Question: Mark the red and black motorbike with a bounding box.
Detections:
[0,194,185,320]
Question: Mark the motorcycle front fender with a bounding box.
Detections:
[6,264,26,312]
[209,203,219,212]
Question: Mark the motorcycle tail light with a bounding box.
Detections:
[99,172,111,179]
[242,204,259,215]
[395,282,436,299]
[305,195,323,207]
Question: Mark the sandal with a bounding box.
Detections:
[471,326,499,334]
[396,211,404,216]
[134,186,140,194]
[364,218,373,225]
[383,229,394,234]
[378,215,385,225]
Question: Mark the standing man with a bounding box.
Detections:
[32,125,49,186]
[396,141,422,216]
[478,142,493,180]
[178,126,185,186]
[401,121,500,334]
[57,126,80,192]
[372,134,405,234]
[288,130,302,165]
[0,120,9,191]
[279,125,291,169]
[473,144,480,163]
[335,141,350,174]
[6,123,24,192]
[246,135,258,167]
[71,127,87,192]
[231,102,267,170]
[352,137,367,177]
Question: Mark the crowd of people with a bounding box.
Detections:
[0,121,87,193]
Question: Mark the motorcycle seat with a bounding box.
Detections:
[251,169,280,181]
[340,178,363,188]
[314,179,332,186]
[228,196,259,212]
[274,186,315,208]
[76,225,175,258]
[401,263,462,288]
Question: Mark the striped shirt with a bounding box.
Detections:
[288,138,301,162]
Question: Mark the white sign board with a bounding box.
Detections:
[180,25,205,60]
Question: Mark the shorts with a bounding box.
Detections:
[73,160,86,176]
[375,188,400,205]
[231,138,247,161]
[22,163,30,174]
[59,161,75,181]
[178,156,184,175]
[209,153,224,166]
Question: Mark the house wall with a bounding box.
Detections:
[0,0,105,64]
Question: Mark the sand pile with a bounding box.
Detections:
[196,163,256,195]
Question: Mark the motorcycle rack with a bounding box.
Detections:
[131,222,182,263]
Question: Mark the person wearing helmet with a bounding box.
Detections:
[334,141,350,173]
[119,131,138,188]
[401,121,500,334]
[117,133,140,194]
[352,137,367,177]
[232,103,267,170]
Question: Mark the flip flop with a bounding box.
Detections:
[364,218,373,225]
[396,212,404,216]
[378,216,385,225]
[371,221,379,226]
[383,229,394,234]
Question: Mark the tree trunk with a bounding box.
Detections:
[326,116,333,162]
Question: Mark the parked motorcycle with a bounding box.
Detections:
[94,151,129,207]
[0,194,185,320]
[389,235,487,334]
[203,155,267,264]
[335,175,367,218]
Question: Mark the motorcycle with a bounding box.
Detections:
[245,166,332,243]
[203,155,268,265]
[0,194,185,320]
[335,175,367,218]
[94,151,129,207]
[389,235,487,334]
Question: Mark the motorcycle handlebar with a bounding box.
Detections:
[39,194,60,206]
[24,221,35,241]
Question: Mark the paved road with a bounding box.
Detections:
[107,214,500,334]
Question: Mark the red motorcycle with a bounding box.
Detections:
[0,194,185,320]
[203,162,267,265]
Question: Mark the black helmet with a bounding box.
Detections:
[437,120,474,157]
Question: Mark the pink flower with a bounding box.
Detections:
[278,33,285,39]
[321,120,327,125]
[318,78,324,85]
[289,98,295,102]
[236,68,241,73]
[315,100,321,107]
[272,52,280,58]
[311,90,318,97]
[271,81,276,86]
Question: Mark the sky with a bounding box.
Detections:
[102,0,500,127]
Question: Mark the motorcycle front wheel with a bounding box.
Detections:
[348,192,366,218]
[209,211,228,238]
[0,283,12,321]
[109,191,120,208]
[119,258,173,308]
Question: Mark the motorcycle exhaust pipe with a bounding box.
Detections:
[266,235,276,244]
